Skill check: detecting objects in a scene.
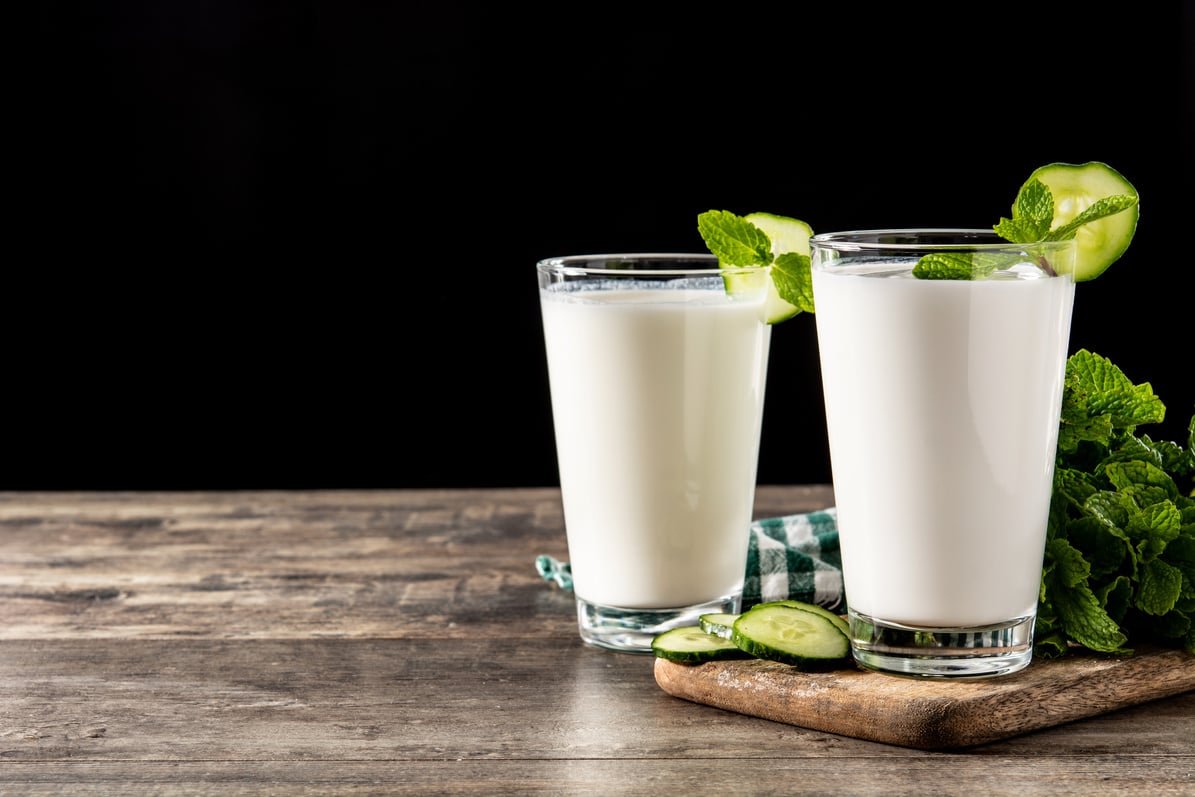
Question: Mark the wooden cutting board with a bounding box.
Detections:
[654,645,1195,750]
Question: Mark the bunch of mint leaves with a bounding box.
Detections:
[1035,349,1195,657]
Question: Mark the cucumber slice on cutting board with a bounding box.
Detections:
[698,612,740,639]
[651,626,751,664]
[745,599,850,640]
[731,603,850,667]
[1029,161,1139,281]
[652,600,853,669]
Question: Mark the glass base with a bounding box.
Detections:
[576,594,741,654]
[849,609,1035,679]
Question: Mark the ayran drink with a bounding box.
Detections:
[538,255,772,652]
[810,230,1077,677]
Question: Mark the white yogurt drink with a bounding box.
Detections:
[810,230,1076,677]
[538,255,772,652]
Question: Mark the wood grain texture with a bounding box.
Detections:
[1,487,1193,796]
[655,645,1195,750]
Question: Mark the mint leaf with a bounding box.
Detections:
[1045,194,1140,241]
[912,251,1027,280]
[1043,537,1131,653]
[994,178,1054,244]
[1068,515,1132,580]
[1066,350,1166,431]
[697,210,771,266]
[1137,558,1183,615]
[911,252,973,280]
[772,252,815,313]
[1127,498,1183,562]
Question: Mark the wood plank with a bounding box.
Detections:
[0,487,835,640]
[655,644,1195,750]
[2,756,1195,797]
[2,639,1192,763]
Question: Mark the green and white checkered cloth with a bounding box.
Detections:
[535,507,844,613]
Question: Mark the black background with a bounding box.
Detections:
[13,2,1193,490]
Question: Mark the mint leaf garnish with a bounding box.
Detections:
[911,252,975,280]
[910,251,1024,280]
[994,175,1137,246]
[696,209,815,320]
[772,252,815,314]
[994,178,1054,244]
[918,177,1059,280]
[1045,194,1140,242]
[918,163,1140,280]
[697,210,771,267]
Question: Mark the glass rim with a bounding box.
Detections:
[536,252,762,277]
[809,228,1076,253]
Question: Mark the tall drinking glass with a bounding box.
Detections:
[809,230,1077,678]
[537,254,772,653]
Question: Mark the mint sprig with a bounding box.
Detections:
[914,174,1139,279]
[1035,349,1195,658]
[696,210,814,314]
[995,177,1139,244]
[992,177,1056,244]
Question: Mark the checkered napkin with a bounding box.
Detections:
[535,507,845,612]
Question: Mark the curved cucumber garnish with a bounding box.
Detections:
[651,626,752,664]
[731,603,850,667]
[1028,161,1139,281]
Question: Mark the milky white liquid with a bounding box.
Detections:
[540,283,770,608]
[813,262,1075,627]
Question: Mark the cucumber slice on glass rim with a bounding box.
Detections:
[744,212,814,324]
[714,211,813,324]
[1028,161,1139,281]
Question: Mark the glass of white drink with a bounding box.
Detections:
[810,230,1077,678]
[537,254,773,653]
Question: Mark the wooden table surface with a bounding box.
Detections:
[1,486,1192,796]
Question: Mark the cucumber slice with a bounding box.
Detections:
[746,212,813,257]
[731,604,850,667]
[719,212,814,324]
[745,599,850,641]
[698,612,740,639]
[651,626,752,664]
[1027,161,1139,281]
[744,212,813,323]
